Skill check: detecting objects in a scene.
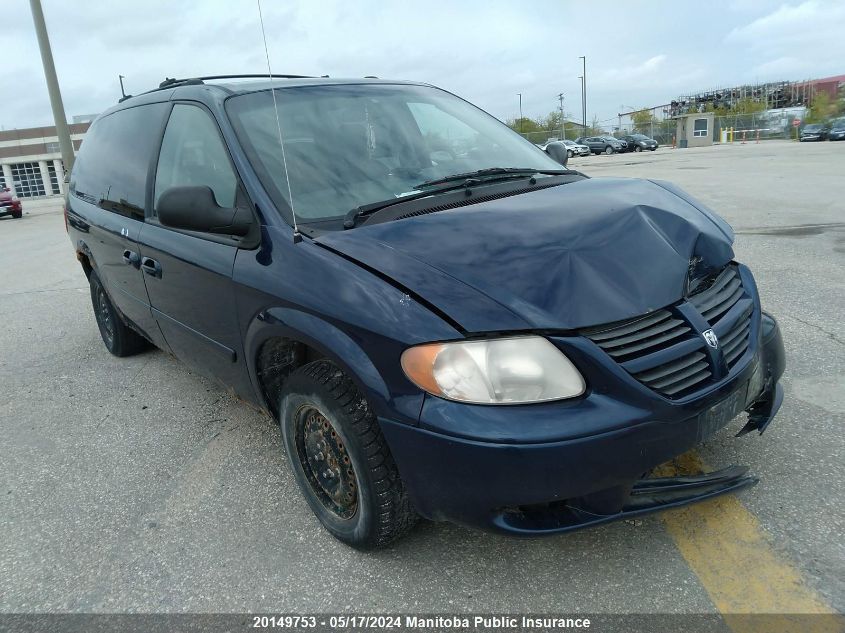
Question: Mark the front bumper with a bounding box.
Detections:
[380,314,785,535]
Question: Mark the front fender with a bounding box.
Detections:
[243,307,424,425]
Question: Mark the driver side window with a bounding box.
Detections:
[154,104,237,212]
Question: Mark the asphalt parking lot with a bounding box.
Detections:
[1,140,843,619]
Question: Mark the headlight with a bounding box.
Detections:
[400,336,585,404]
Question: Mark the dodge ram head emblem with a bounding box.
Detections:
[702,329,719,348]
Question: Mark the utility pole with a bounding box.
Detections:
[29,0,74,173]
[558,93,565,140]
[517,93,523,134]
[579,56,587,133]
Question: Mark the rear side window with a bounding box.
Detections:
[153,104,237,210]
[70,103,169,219]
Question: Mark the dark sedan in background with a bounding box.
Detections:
[829,118,845,141]
[623,134,659,151]
[575,135,626,154]
[799,123,829,142]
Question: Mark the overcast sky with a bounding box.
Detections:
[3,0,843,130]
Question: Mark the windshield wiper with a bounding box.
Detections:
[414,167,574,189]
[343,167,578,229]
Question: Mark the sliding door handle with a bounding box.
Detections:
[140,256,162,278]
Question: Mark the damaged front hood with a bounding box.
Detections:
[316,178,735,332]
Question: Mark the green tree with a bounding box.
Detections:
[506,117,543,135]
[631,108,658,134]
[732,97,766,115]
[806,91,835,123]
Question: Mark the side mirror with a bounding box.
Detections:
[544,142,569,167]
[157,186,252,237]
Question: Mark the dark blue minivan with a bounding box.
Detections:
[66,76,785,548]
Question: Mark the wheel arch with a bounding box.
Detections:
[75,239,96,279]
[245,307,392,420]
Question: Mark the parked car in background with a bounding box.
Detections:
[610,136,632,152]
[799,123,829,142]
[66,75,785,549]
[575,135,625,154]
[828,118,845,141]
[561,139,591,157]
[0,187,22,219]
[537,139,589,161]
[623,134,659,152]
[536,140,570,166]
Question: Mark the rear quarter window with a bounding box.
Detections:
[70,103,169,219]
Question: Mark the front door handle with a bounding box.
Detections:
[141,256,162,278]
[122,249,140,268]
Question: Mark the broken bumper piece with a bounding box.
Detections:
[494,465,757,534]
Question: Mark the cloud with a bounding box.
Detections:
[726,1,845,74]
[3,1,844,132]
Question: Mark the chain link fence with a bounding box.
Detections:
[711,109,805,141]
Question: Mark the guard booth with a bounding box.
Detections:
[674,112,714,148]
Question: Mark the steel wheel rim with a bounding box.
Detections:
[96,287,115,346]
[294,405,358,519]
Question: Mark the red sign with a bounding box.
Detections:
[792,118,801,127]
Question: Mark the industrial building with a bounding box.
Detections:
[0,120,91,199]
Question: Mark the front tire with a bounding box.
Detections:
[89,270,148,357]
[634,145,642,152]
[279,360,418,549]
[567,150,573,158]
[604,146,614,155]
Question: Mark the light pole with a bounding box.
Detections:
[517,93,523,134]
[28,0,74,173]
[579,56,587,133]
[578,75,585,135]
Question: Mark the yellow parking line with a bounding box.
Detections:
[656,452,841,633]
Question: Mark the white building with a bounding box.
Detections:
[0,122,90,198]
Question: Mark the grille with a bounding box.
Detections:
[580,264,753,398]
[579,309,692,362]
[633,350,712,397]
[690,265,751,367]
[720,305,752,368]
[689,266,743,324]
[581,311,711,397]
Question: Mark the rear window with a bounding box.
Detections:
[70,103,169,219]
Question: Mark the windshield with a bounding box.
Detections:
[804,124,822,131]
[226,83,562,225]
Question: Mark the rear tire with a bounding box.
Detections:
[89,270,148,357]
[279,360,418,549]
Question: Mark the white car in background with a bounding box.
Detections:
[537,138,590,158]
[539,138,590,158]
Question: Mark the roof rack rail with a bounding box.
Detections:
[158,74,313,89]
[117,74,316,104]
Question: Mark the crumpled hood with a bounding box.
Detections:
[316,177,735,332]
